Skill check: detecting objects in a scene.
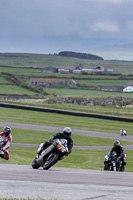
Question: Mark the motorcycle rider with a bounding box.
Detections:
[0,126,12,160]
[37,127,73,157]
[120,128,127,136]
[110,140,126,166]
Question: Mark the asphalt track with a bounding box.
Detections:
[0,121,133,150]
[0,121,133,199]
[1,164,133,200]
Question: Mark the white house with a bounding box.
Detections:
[72,70,82,74]
[123,82,133,92]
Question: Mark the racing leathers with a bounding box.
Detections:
[110,145,126,165]
[37,132,73,156]
[0,132,12,160]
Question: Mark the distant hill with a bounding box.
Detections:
[58,51,104,60]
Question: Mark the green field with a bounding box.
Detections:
[0,85,38,95]
[0,66,43,75]
[1,53,133,98]
[76,79,132,86]
[1,53,133,75]
[0,107,133,134]
[44,87,133,98]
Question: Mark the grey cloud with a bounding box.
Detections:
[0,0,131,38]
[0,0,133,59]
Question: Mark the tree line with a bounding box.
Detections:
[58,51,103,60]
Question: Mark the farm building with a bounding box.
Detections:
[58,69,70,74]
[123,82,133,92]
[73,65,113,75]
[44,66,58,73]
[81,69,93,74]
[92,65,113,74]
[72,70,82,74]
[30,78,77,88]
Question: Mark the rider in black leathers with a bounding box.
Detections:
[110,140,126,166]
[37,127,73,157]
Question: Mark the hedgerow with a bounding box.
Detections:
[1,72,50,95]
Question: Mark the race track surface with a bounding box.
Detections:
[0,164,133,200]
[1,121,133,150]
[0,122,133,199]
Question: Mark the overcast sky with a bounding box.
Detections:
[0,0,133,60]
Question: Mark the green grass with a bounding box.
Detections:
[0,66,43,75]
[0,147,132,172]
[0,107,133,135]
[0,76,11,83]
[0,85,39,95]
[54,149,132,172]
[0,107,132,172]
[76,79,132,86]
[3,101,133,118]
[44,88,133,97]
[5,128,132,146]
[0,111,132,171]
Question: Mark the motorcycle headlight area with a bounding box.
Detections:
[104,155,108,161]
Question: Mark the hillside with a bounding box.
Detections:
[0,52,133,75]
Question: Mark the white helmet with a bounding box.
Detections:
[63,127,72,138]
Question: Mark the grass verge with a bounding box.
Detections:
[0,147,132,172]
[8,128,133,147]
[0,107,133,135]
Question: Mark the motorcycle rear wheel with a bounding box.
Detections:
[43,153,59,170]
[119,165,124,172]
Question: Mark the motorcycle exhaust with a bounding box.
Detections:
[37,144,55,166]
[112,161,116,171]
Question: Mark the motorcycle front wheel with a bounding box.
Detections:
[104,163,112,171]
[32,158,40,169]
[43,153,59,170]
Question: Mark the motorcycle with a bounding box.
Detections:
[104,152,125,172]
[32,139,68,170]
[0,136,4,158]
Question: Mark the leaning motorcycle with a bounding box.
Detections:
[0,136,4,158]
[32,139,68,170]
[104,152,125,172]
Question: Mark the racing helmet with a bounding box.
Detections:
[3,126,11,136]
[63,127,72,138]
[114,140,120,147]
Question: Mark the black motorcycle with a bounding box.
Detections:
[32,139,68,170]
[104,152,125,172]
[0,136,4,158]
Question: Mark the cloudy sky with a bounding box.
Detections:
[0,0,133,60]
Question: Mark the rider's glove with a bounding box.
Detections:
[65,152,69,156]
[0,150,4,155]
[65,149,69,156]
[49,136,54,142]
[117,157,120,163]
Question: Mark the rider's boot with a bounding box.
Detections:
[36,143,44,158]
[0,151,5,159]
